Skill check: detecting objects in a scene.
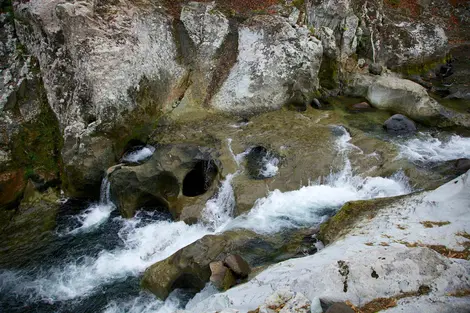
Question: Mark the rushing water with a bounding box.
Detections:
[0,128,444,313]
[397,132,470,163]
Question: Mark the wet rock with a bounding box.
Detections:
[142,228,319,300]
[210,261,236,291]
[108,144,220,219]
[224,254,251,278]
[326,303,355,313]
[368,63,383,75]
[455,159,470,173]
[383,114,417,136]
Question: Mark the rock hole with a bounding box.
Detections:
[371,269,379,279]
[246,146,279,179]
[182,160,218,197]
[122,139,146,156]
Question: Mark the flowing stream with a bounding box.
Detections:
[2,129,466,312]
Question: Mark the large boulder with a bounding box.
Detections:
[141,228,319,300]
[13,0,187,197]
[346,74,470,127]
[209,14,323,113]
[108,144,220,219]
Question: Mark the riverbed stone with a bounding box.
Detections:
[224,254,251,278]
[383,114,417,135]
[210,261,236,291]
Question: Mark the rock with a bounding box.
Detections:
[311,98,322,109]
[264,289,295,308]
[325,303,355,313]
[346,74,470,128]
[224,254,251,278]
[210,261,236,291]
[187,172,470,312]
[310,297,323,313]
[368,63,383,75]
[279,292,311,313]
[383,114,417,136]
[108,144,220,219]
[14,0,187,197]
[210,15,323,113]
[141,228,319,300]
[455,159,470,174]
[349,101,371,111]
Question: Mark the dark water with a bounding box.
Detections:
[0,201,190,313]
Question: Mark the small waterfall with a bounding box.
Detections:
[99,176,111,205]
[61,174,115,236]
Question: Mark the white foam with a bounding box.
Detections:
[103,291,180,313]
[201,173,237,232]
[259,153,279,178]
[65,204,116,235]
[397,133,470,163]
[7,217,209,302]
[224,128,411,234]
[122,146,155,163]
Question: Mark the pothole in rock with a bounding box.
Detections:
[182,160,218,197]
[121,140,155,164]
[246,146,280,180]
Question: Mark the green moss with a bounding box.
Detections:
[318,196,403,244]
[319,55,339,90]
[399,54,451,76]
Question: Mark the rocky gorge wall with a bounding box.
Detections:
[1,0,470,258]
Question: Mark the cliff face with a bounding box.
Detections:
[1,0,469,203]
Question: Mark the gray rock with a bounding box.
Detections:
[345,74,470,128]
[224,254,251,278]
[383,114,417,135]
[325,303,355,313]
[369,63,383,75]
[210,15,323,113]
[311,98,322,109]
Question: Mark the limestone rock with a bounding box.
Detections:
[13,0,187,197]
[224,254,251,278]
[210,15,323,113]
[346,74,470,128]
[383,114,417,136]
[210,261,236,291]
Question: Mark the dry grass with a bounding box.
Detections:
[420,221,451,228]
[457,231,470,240]
[346,286,431,313]
[447,289,470,297]
[396,240,469,260]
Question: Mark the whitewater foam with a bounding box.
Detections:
[397,133,470,163]
[122,146,155,163]
[259,153,279,178]
[4,217,209,302]
[224,127,411,234]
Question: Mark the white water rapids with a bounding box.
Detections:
[4,128,468,312]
